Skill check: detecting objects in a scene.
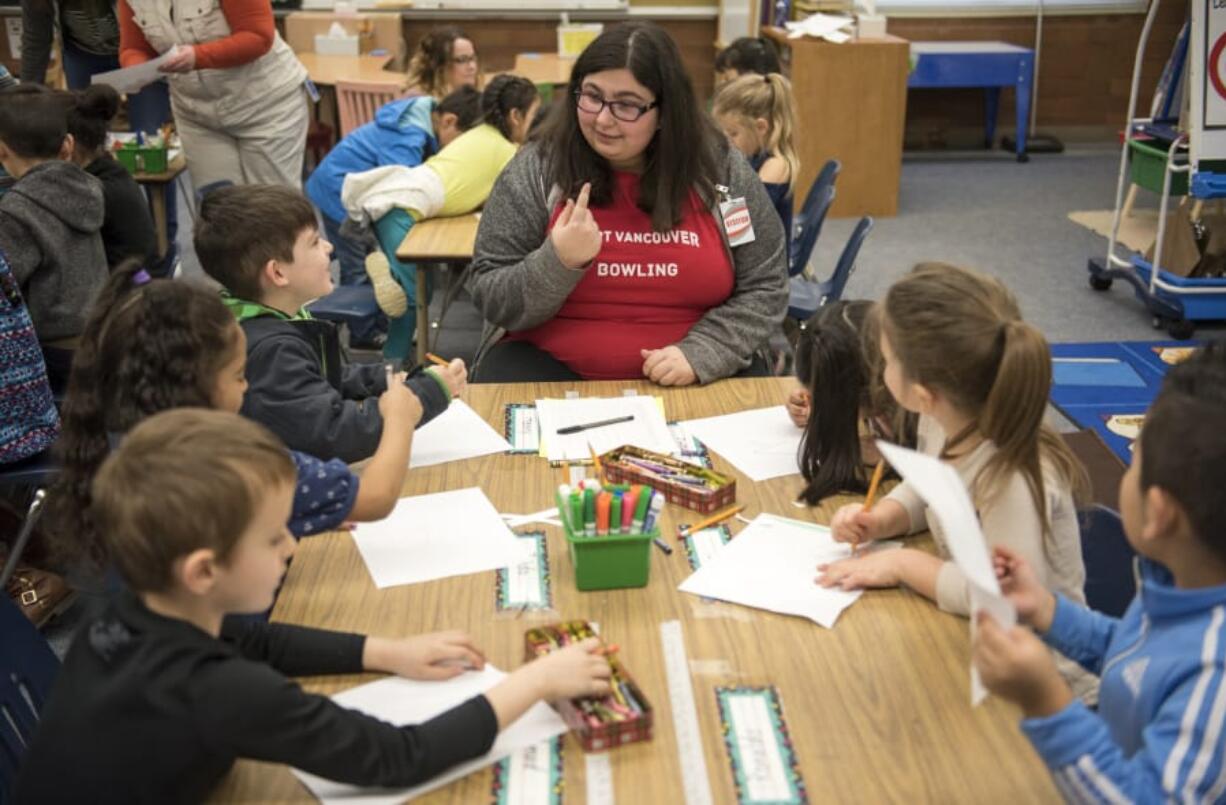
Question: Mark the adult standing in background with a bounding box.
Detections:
[403,26,479,99]
[117,0,309,189]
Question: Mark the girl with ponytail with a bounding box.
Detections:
[346,74,540,361]
[713,73,799,252]
[817,263,1096,699]
[66,83,158,270]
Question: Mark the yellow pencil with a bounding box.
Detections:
[588,442,605,485]
[425,352,449,367]
[678,503,746,538]
[855,460,887,556]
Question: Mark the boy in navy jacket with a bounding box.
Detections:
[974,342,1226,802]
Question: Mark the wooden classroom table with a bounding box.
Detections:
[295,52,402,87]
[395,212,481,364]
[212,377,1059,803]
[132,153,188,262]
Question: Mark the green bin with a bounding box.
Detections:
[115,144,168,175]
[556,485,657,591]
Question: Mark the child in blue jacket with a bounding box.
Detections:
[974,341,1226,803]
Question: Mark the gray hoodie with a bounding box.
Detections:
[0,160,108,341]
[467,142,789,383]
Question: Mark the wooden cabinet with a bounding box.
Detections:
[765,28,908,218]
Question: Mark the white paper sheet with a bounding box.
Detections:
[409,400,511,469]
[534,396,673,462]
[679,513,891,628]
[875,441,1017,704]
[292,666,567,804]
[352,487,522,588]
[91,49,175,94]
[679,406,801,481]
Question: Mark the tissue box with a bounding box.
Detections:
[315,33,360,55]
[857,13,888,39]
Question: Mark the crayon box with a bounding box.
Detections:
[525,621,653,751]
[601,445,736,513]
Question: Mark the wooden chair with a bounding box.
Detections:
[336,80,403,138]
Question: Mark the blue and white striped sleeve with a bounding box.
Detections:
[1042,594,1122,676]
[288,450,360,538]
[1022,609,1226,803]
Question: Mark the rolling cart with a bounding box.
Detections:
[1087,0,1226,340]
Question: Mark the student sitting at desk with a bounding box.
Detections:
[714,36,783,86]
[468,24,788,385]
[404,26,480,99]
[342,75,539,362]
[16,408,613,803]
[306,86,480,350]
[196,184,466,463]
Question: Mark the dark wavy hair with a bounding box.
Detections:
[714,37,782,77]
[537,23,723,232]
[406,26,473,98]
[46,261,240,572]
[478,74,538,142]
[66,83,121,156]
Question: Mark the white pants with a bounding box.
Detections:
[174,85,310,190]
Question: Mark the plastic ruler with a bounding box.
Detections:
[659,620,715,805]
[585,752,615,805]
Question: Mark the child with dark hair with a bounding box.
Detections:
[790,301,915,506]
[343,74,540,361]
[306,85,482,349]
[195,184,466,463]
[18,408,612,802]
[0,85,108,369]
[47,260,427,576]
[714,37,783,85]
[66,83,158,269]
[973,341,1226,801]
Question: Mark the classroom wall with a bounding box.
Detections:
[890,4,1184,147]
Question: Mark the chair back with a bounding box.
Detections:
[0,595,59,801]
[789,159,841,276]
[337,81,402,138]
[1080,504,1138,618]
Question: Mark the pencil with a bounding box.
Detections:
[588,441,605,485]
[855,460,887,556]
[678,503,746,538]
[424,352,449,367]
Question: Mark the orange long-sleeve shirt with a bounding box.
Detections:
[117,0,275,70]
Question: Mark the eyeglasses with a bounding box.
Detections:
[574,89,658,122]
[450,54,478,65]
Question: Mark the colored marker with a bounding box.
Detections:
[609,492,623,536]
[583,488,596,537]
[557,414,635,435]
[642,494,664,534]
[653,537,673,555]
[621,486,639,534]
[557,484,571,531]
[596,491,611,536]
[569,490,583,536]
[632,487,653,533]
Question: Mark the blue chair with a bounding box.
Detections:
[0,493,58,802]
[787,216,874,321]
[1079,504,1138,618]
[789,159,841,277]
[308,285,381,332]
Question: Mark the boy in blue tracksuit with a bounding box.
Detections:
[974,342,1226,803]
[304,87,479,347]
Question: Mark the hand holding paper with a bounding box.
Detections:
[158,44,196,73]
[972,612,1073,718]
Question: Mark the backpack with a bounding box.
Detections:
[0,248,59,463]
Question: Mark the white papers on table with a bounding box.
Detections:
[292,665,567,804]
[679,513,892,628]
[679,406,800,481]
[876,441,1016,705]
[91,49,175,94]
[409,400,511,468]
[784,12,854,42]
[352,487,522,588]
[534,396,673,462]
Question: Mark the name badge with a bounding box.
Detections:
[304,78,321,103]
[719,197,755,246]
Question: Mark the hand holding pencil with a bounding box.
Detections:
[425,353,468,398]
[829,460,887,553]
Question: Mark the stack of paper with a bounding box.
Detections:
[534,396,673,462]
[678,513,886,628]
[352,487,523,589]
[409,400,511,469]
[784,12,854,43]
[292,666,567,803]
[679,406,801,481]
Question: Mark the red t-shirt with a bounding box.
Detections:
[512,172,734,380]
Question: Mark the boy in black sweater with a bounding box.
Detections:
[15,409,610,802]
[196,184,467,463]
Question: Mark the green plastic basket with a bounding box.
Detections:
[556,485,657,591]
[115,144,168,175]
[1129,139,1188,196]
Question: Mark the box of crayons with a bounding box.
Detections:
[555,480,661,591]
[601,445,736,513]
[524,620,653,751]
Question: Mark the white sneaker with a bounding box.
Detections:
[364,252,408,317]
